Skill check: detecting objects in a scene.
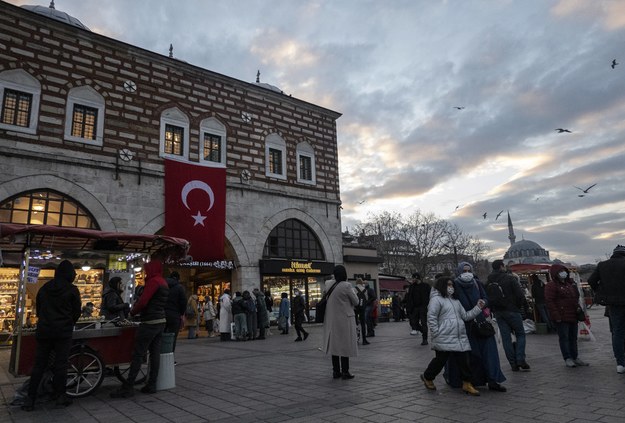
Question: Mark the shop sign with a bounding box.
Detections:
[167,259,235,270]
[27,266,40,284]
[260,260,334,275]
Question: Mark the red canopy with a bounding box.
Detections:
[0,223,189,257]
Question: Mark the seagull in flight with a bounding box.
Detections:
[555,128,572,133]
[575,183,597,197]
[454,205,462,211]
[482,212,487,220]
[453,106,465,110]
[358,200,366,205]
[495,210,504,220]
[612,59,619,69]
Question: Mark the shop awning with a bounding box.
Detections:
[379,279,409,292]
[0,223,189,257]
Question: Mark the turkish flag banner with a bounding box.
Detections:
[164,159,226,261]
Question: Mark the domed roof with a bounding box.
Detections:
[507,239,543,252]
[255,82,283,94]
[22,3,91,31]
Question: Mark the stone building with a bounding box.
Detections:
[0,2,343,314]
[503,211,551,265]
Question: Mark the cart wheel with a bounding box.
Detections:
[114,354,149,385]
[65,347,104,398]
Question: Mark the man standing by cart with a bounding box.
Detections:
[110,259,169,398]
[22,260,82,411]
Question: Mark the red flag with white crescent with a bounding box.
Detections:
[164,159,226,261]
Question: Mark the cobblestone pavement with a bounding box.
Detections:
[0,306,623,423]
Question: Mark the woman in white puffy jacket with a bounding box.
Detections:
[420,276,485,396]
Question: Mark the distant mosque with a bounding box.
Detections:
[503,212,551,265]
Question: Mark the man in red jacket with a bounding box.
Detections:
[110,259,169,398]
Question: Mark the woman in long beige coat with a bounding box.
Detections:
[322,265,359,379]
[185,294,199,339]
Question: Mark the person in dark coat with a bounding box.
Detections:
[100,276,129,321]
[530,274,554,332]
[445,262,507,392]
[406,272,431,345]
[588,244,625,373]
[110,259,169,398]
[546,264,588,368]
[253,288,269,340]
[164,271,186,352]
[22,260,81,411]
[292,288,309,341]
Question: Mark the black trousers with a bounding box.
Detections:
[126,322,165,387]
[294,314,308,338]
[424,350,471,382]
[28,336,73,400]
[332,355,349,374]
[165,315,181,352]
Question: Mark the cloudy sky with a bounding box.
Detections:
[10,0,625,265]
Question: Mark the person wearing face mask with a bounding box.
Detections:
[405,272,431,345]
[420,276,485,396]
[445,262,507,392]
[545,264,589,368]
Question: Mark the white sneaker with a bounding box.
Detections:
[565,359,576,368]
[617,365,625,374]
[410,330,418,336]
[573,358,589,367]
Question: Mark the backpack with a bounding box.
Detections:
[185,303,196,318]
[486,282,506,309]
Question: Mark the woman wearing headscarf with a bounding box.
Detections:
[445,262,507,392]
[322,265,359,379]
[545,264,589,368]
[100,276,130,321]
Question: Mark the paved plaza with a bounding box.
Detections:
[0,306,624,423]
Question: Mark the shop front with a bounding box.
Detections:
[259,259,334,322]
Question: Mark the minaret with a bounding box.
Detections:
[507,210,516,246]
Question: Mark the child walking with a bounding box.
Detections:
[421,276,485,396]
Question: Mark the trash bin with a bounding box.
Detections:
[156,332,176,390]
[161,332,175,353]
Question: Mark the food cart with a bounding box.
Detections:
[1,223,189,397]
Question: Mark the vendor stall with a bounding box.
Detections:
[1,223,189,397]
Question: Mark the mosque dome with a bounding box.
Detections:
[504,239,551,264]
[22,2,91,31]
[254,82,283,94]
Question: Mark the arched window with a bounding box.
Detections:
[0,190,99,229]
[265,133,287,180]
[0,69,41,134]
[262,219,324,260]
[296,141,316,185]
[199,117,227,166]
[160,107,189,159]
[64,86,105,145]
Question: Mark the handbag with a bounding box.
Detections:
[315,282,339,324]
[576,307,586,322]
[472,318,496,338]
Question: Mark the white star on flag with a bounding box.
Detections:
[192,210,207,226]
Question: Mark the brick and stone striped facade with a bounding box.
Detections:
[0,2,343,292]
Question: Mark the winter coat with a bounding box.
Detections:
[218,293,232,333]
[100,285,128,321]
[165,276,187,321]
[279,298,289,319]
[254,291,270,328]
[35,260,81,339]
[588,252,625,305]
[486,270,525,313]
[427,289,482,352]
[292,294,306,318]
[231,296,247,315]
[185,296,198,327]
[203,301,217,321]
[545,264,580,323]
[322,280,359,357]
[130,260,169,323]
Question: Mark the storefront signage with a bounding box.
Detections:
[168,259,235,270]
[27,266,40,284]
[259,260,334,275]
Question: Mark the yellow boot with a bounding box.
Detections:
[462,381,480,396]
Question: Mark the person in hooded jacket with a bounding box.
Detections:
[323,265,359,380]
[445,262,507,392]
[110,259,169,398]
[253,288,269,339]
[164,271,186,352]
[420,275,485,396]
[100,276,129,321]
[22,260,81,411]
[545,264,589,368]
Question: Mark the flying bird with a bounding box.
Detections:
[454,205,461,211]
[495,210,504,220]
[612,59,619,69]
[575,183,597,197]
[453,106,465,110]
[555,128,572,133]
[482,212,487,220]
[358,200,366,205]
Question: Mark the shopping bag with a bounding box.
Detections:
[578,321,595,342]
